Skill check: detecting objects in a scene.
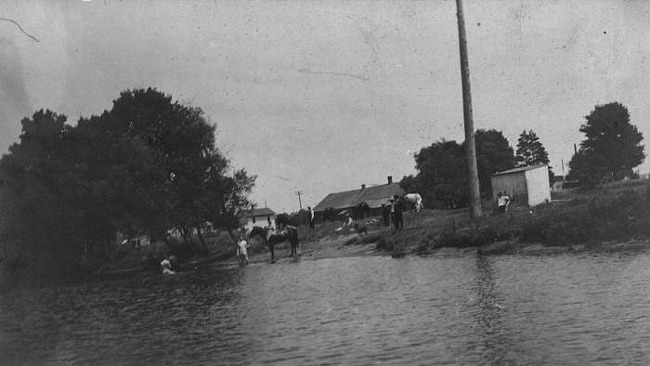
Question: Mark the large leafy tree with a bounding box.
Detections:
[569,102,645,185]
[405,140,468,209]
[1,110,86,277]
[471,129,516,195]
[1,88,256,277]
[87,88,256,248]
[401,140,467,209]
[401,129,515,208]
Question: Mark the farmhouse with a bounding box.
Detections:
[491,165,551,207]
[240,207,277,230]
[313,176,404,219]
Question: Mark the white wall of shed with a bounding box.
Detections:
[524,166,551,206]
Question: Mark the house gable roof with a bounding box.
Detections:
[313,183,405,212]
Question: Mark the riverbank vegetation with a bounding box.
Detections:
[1,95,647,288]
[0,88,256,287]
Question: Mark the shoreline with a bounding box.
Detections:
[95,231,650,277]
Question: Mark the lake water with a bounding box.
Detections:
[2,250,650,365]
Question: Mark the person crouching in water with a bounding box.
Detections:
[160,256,176,274]
[237,234,250,265]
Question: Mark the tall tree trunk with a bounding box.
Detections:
[455,0,482,218]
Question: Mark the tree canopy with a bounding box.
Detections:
[401,129,515,209]
[472,129,516,193]
[515,130,549,167]
[568,102,645,185]
[515,129,554,184]
[0,88,255,275]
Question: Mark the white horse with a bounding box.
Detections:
[402,193,423,213]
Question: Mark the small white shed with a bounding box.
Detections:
[491,165,551,207]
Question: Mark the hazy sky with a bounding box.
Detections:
[2,0,649,212]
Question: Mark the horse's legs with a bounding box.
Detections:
[269,245,275,262]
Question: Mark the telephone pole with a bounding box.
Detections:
[295,190,303,211]
[455,0,482,218]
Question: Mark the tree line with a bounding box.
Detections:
[400,128,551,209]
[568,102,645,187]
[401,102,645,209]
[0,88,255,276]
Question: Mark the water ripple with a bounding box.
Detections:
[3,252,650,364]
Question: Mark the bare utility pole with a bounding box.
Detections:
[295,190,303,211]
[455,0,482,218]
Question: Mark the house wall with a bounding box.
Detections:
[491,173,528,206]
[243,214,276,230]
[524,166,551,206]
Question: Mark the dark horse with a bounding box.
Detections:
[249,225,300,262]
[275,213,291,229]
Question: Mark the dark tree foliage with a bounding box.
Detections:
[569,102,645,186]
[401,130,515,209]
[516,130,549,166]
[0,111,85,280]
[403,139,467,209]
[0,89,256,278]
[515,129,554,184]
[470,129,516,195]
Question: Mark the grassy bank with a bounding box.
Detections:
[343,179,650,257]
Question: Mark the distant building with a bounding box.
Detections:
[240,208,277,230]
[116,232,151,247]
[313,176,405,219]
[491,165,551,207]
[551,175,565,192]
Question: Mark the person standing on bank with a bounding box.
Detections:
[308,206,315,230]
[391,195,404,230]
[237,234,250,265]
[381,203,390,227]
[497,192,510,214]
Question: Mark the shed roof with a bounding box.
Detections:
[313,183,404,212]
[493,164,548,177]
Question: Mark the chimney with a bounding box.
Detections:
[361,184,366,190]
[387,176,393,184]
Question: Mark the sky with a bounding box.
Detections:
[1,0,649,213]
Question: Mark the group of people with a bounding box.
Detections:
[381,195,405,230]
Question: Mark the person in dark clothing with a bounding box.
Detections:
[381,203,390,227]
[391,196,404,230]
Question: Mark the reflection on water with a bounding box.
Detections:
[471,256,512,365]
[3,250,650,365]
